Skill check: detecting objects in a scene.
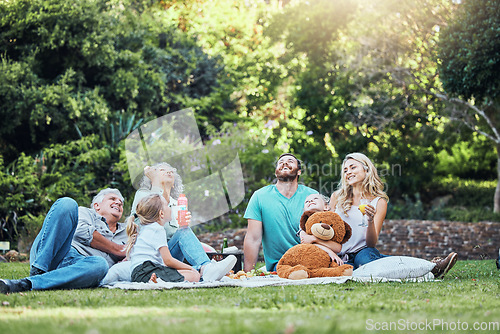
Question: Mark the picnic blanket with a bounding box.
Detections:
[103,273,434,290]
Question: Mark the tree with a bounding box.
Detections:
[0,0,245,247]
[264,0,457,198]
[437,0,500,212]
[0,0,233,162]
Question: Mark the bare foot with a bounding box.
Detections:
[149,272,158,283]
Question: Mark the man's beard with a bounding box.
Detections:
[276,167,299,182]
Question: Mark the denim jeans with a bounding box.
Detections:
[28,197,109,290]
[167,227,211,270]
[346,247,389,269]
[100,226,210,285]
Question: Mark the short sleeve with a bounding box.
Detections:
[143,225,168,251]
[244,192,262,222]
[73,207,97,246]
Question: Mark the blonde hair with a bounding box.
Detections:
[125,193,164,259]
[138,162,184,200]
[320,194,330,207]
[336,152,389,215]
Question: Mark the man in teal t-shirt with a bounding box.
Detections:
[243,153,318,272]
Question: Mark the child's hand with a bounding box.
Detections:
[300,234,315,244]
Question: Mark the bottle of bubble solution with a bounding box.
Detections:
[178,194,188,228]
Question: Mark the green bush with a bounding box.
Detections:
[428,177,496,209]
[0,136,128,250]
[0,0,235,163]
[440,207,500,223]
[387,178,499,222]
[386,193,426,220]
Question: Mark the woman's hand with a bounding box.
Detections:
[144,166,161,185]
[185,211,192,225]
[315,244,344,265]
[328,251,344,266]
[364,204,376,223]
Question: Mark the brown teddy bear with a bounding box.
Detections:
[277,210,354,279]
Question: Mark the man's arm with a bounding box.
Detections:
[73,207,125,260]
[243,219,263,272]
[90,231,126,259]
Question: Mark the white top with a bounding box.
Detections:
[130,222,167,271]
[335,197,381,260]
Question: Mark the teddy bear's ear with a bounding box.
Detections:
[300,210,315,231]
[341,222,352,244]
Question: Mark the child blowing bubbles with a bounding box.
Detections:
[298,194,344,266]
[125,193,200,283]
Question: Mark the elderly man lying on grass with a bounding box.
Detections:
[1,189,127,294]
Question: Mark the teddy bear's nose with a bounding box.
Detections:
[321,223,330,230]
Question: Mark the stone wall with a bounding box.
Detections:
[377,220,500,260]
[197,220,500,261]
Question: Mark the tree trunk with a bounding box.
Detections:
[495,144,500,213]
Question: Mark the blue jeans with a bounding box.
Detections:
[28,198,109,290]
[167,227,211,270]
[346,247,389,269]
[100,226,211,285]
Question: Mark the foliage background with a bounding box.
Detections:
[0,0,499,250]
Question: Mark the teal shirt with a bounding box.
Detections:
[244,184,318,271]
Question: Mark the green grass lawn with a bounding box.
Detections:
[1,260,499,334]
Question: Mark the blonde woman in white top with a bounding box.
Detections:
[329,152,389,268]
[330,153,457,278]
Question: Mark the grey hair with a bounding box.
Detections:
[91,188,124,208]
[138,162,184,200]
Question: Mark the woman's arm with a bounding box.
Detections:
[313,243,344,265]
[365,198,387,247]
[159,246,194,271]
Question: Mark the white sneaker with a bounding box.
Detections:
[202,255,237,282]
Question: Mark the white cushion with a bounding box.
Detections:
[352,256,436,279]
[100,261,131,286]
